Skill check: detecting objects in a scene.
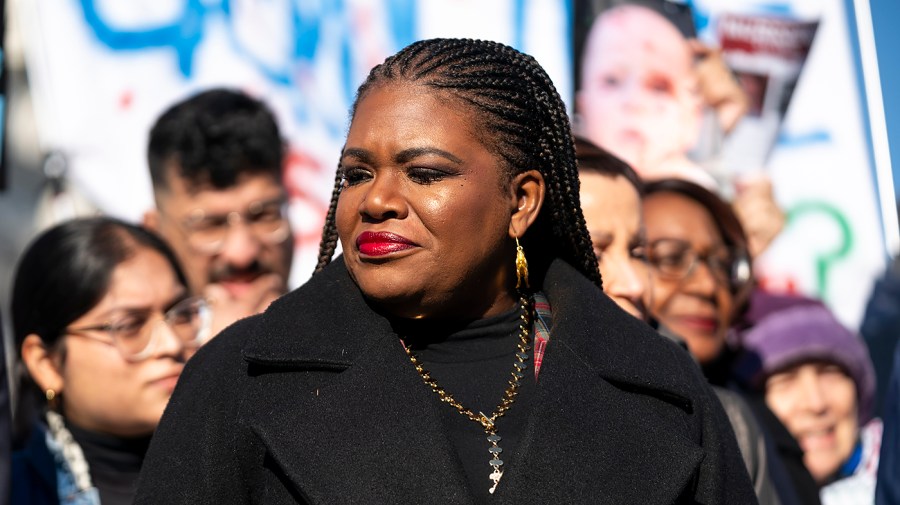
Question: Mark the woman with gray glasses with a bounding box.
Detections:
[10,216,210,505]
[642,178,827,505]
[642,178,753,379]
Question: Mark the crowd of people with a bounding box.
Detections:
[2,5,898,504]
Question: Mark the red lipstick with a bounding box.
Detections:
[356,231,416,257]
[677,316,719,333]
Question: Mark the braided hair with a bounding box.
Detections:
[314,38,602,290]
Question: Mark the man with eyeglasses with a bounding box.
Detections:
[143,89,294,337]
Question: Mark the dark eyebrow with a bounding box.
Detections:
[340,148,374,164]
[395,147,462,165]
[341,146,463,166]
[97,288,189,321]
[163,290,190,312]
[629,232,646,249]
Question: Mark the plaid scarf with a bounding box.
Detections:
[532,292,552,381]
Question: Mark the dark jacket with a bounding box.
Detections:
[1,313,10,505]
[876,340,900,505]
[861,254,900,417]
[11,418,101,505]
[744,394,822,505]
[713,388,782,505]
[135,258,757,504]
[656,322,782,505]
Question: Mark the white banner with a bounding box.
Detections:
[20,0,569,288]
[694,0,888,328]
[21,0,889,328]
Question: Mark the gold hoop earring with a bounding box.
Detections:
[45,389,56,401]
[515,237,529,289]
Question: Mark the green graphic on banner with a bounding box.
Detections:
[786,201,853,299]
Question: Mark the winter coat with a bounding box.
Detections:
[135,257,758,504]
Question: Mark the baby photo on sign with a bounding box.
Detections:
[573,0,818,188]
[574,0,719,188]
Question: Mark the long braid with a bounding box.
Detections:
[313,168,342,274]
[313,38,602,290]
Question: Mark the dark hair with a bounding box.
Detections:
[314,38,602,290]
[148,88,285,192]
[643,178,753,309]
[12,217,188,348]
[10,217,188,442]
[574,136,643,196]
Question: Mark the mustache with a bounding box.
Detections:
[208,260,271,283]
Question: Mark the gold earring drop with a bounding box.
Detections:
[515,237,529,289]
[45,389,56,401]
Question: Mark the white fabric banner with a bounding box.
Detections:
[21,0,888,328]
[20,0,569,288]
[694,0,887,328]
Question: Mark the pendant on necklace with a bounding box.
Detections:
[404,295,532,497]
[487,433,504,494]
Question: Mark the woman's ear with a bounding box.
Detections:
[21,334,64,395]
[508,169,545,238]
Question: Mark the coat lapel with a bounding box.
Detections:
[495,339,704,503]
[495,259,705,503]
[240,258,708,504]
[241,259,475,504]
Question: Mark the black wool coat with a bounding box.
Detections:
[135,257,758,505]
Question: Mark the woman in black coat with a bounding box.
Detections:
[135,38,757,504]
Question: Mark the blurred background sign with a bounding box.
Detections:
[572,0,893,329]
[693,0,892,329]
[17,0,570,288]
[11,0,898,329]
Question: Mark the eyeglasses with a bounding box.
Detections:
[646,238,750,288]
[171,198,290,255]
[65,296,211,362]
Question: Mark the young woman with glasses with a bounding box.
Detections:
[10,216,210,505]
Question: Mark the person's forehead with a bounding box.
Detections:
[579,172,639,207]
[599,7,680,37]
[586,9,692,66]
[80,249,182,320]
[643,193,720,244]
[159,170,284,213]
[346,83,501,170]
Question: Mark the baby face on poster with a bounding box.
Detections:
[577,5,703,177]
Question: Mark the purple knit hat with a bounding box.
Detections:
[736,302,877,424]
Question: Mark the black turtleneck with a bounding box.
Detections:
[399,303,536,503]
[66,421,152,505]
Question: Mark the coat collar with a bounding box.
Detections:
[241,257,703,503]
[242,257,388,368]
[244,256,697,410]
[499,259,704,502]
[539,257,698,410]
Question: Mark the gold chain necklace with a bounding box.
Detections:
[404,294,533,495]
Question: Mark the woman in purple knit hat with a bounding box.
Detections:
[739,301,881,505]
